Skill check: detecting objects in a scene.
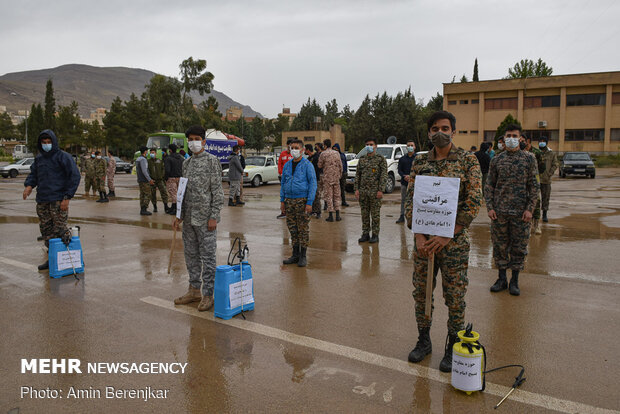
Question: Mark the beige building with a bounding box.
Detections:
[278,107,297,126]
[443,71,620,153]
[82,107,107,125]
[281,124,345,149]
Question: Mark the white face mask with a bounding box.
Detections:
[188,140,203,153]
[407,146,415,153]
[498,143,505,150]
[96,155,102,159]
[291,149,302,159]
[505,137,519,149]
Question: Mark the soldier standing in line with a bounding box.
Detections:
[307,144,322,218]
[106,150,116,197]
[318,139,342,222]
[405,111,482,372]
[164,144,184,215]
[332,143,349,207]
[84,151,96,196]
[486,123,539,296]
[136,146,154,216]
[173,125,224,311]
[94,151,109,203]
[148,148,170,213]
[396,140,416,224]
[227,145,245,207]
[355,137,387,243]
[538,136,559,223]
[521,134,544,234]
[280,139,317,267]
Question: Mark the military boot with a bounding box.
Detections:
[107,191,116,197]
[439,333,459,372]
[140,207,152,216]
[174,286,202,305]
[323,201,328,211]
[369,233,379,243]
[358,233,370,243]
[297,247,307,267]
[96,192,105,202]
[197,295,214,312]
[335,211,342,221]
[490,269,508,292]
[164,202,170,213]
[534,219,542,235]
[101,192,109,203]
[326,212,334,222]
[396,215,405,223]
[509,270,521,296]
[167,203,177,215]
[283,245,300,264]
[236,196,245,206]
[542,210,548,223]
[38,260,49,271]
[408,327,432,363]
[228,198,236,206]
[153,202,158,212]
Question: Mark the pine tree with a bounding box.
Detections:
[44,79,56,130]
[473,58,479,82]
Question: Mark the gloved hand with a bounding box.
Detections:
[61,230,72,246]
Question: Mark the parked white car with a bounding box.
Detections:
[346,144,408,193]
[222,155,279,187]
[1,157,35,178]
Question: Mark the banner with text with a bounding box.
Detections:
[411,175,460,238]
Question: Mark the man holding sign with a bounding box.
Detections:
[173,125,224,312]
[405,111,482,372]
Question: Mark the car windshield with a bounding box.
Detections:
[146,135,170,149]
[15,158,28,165]
[356,147,393,159]
[245,157,266,166]
[564,153,591,161]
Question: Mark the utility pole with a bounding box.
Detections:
[25,110,28,146]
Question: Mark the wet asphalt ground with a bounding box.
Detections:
[0,169,619,413]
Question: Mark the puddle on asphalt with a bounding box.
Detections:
[0,215,173,230]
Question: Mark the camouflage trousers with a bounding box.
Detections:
[533,189,541,220]
[150,179,169,205]
[95,176,105,193]
[182,223,217,297]
[285,197,310,248]
[311,188,321,215]
[139,182,151,208]
[323,180,341,212]
[412,230,470,335]
[107,172,115,192]
[84,175,96,194]
[540,183,552,211]
[491,214,531,271]
[229,180,241,199]
[166,177,180,203]
[359,193,381,235]
[36,201,69,246]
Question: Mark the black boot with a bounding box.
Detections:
[439,333,459,372]
[326,212,334,222]
[153,202,158,212]
[342,200,350,207]
[297,247,307,267]
[396,215,405,223]
[164,202,170,213]
[107,191,115,197]
[323,201,328,211]
[358,233,370,243]
[369,233,379,243]
[101,192,109,202]
[96,191,105,202]
[140,207,152,216]
[490,269,508,292]
[408,327,432,363]
[38,260,49,271]
[283,245,300,264]
[335,211,342,221]
[228,198,235,206]
[167,203,177,215]
[542,210,548,223]
[236,196,245,206]
[509,270,521,296]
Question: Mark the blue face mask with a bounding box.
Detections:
[42,143,52,152]
[150,153,156,158]
[366,145,375,153]
[539,142,547,148]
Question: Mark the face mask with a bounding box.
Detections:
[539,142,547,148]
[291,149,302,159]
[505,138,519,149]
[407,146,415,153]
[188,140,203,154]
[519,141,527,150]
[42,143,52,152]
[97,155,102,159]
[498,143,505,150]
[366,145,375,153]
[430,131,452,148]
[150,153,155,158]
[91,154,95,158]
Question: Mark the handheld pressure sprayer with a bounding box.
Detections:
[227,237,249,319]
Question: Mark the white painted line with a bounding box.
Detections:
[0,257,38,272]
[141,295,619,414]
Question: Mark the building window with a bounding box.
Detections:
[610,129,620,141]
[485,98,517,110]
[304,136,315,142]
[471,99,479,104]
[458,130,468,134]
[524,95,560,108]
[564,129,604,141]
[288,136,297,140]
[612,93,620,105]
[459,100,468,104]
[524,130,559,141]
[484,131,496,142]
[448,100,457,105]
[470,130,479,134]
[566,93,605,106]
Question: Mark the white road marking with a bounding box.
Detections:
[141,295,619,414]
[0,257,38,272]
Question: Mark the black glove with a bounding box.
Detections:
[61,230,72,246]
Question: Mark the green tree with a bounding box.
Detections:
[289,98,325,131]
[507,58,553,79]
[144,74,183,130]
[347,95,376,150]
[179,57,214,100]
[245,117,266,152]
[103,97,128,153]
[494,114,521,148]
[84,120,106,149]
[24,104,45,153]
[44,78,56,130]
[460,74,469,83]
[0,112,17,140]
[426,93,444,112]
[270,114,290,147]
[56,101,83,151]
[324,98,340,129]
[473,58,479,82]
[197,96,224,130]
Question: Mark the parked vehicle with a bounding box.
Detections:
[222,155,278,187]
[1,157,34,178]
[345,153,356,162]
[560,152,596,178]
[346,144,408,193]
[12,144,33,160]
[104,156,133,174]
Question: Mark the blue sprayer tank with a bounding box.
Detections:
[214,262,254,320]
[48,236,85,278]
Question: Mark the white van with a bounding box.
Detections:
[346,144,408,193]
[13,144,33,160]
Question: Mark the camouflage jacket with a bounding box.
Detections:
[148,157,165,181]
[106,157,116,175]
[317,148,342,184]
[84,158,96,176]
[485,150,540,215]
[539,147,559,184]
[181,150,224,226]
[94,158,107,177]
[405,145,482,231]
[354,153,387,194]
[528,146,545,174]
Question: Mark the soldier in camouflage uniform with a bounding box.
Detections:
[148,148,170,213]
[136,146,154,215]
[84,152,96,195]
[317,139,342,222]
[355,137,387,243]
[538,136,559,223]
[522,134,544,234]
[486,124,539,297]
[174,125,224,312]
[94,151,109,203]
[280,139,317,267]
[106,150,116,197]
[405,111,482,373]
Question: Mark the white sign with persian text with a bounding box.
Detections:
[229,279,254,309]
[56,250,81,271]
[411,175,460,238]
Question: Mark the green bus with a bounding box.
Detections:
[136,131,240,165]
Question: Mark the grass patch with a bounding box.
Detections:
[594,154,620,168]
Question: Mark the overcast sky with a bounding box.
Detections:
[2,0,619,117]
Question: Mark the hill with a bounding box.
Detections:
[0,64,262,118]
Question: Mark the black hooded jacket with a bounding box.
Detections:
[24,130,81,202]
